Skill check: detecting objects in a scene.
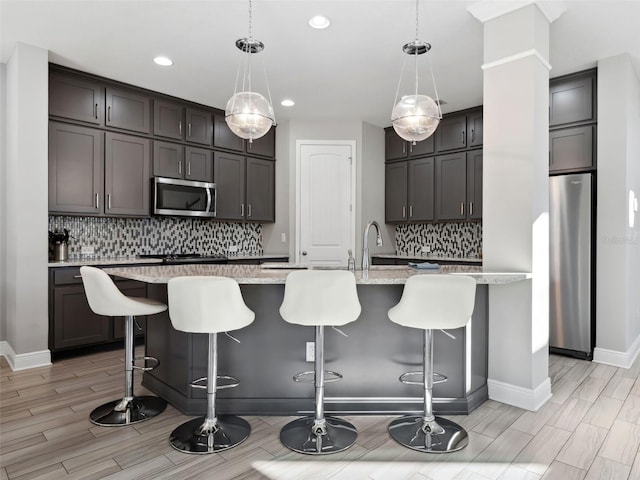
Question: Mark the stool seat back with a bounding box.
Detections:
[80,266,167,317]
[279,270,361,327]
[168,276,255,334]
[388,275,476,330]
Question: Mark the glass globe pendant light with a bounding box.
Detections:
[225,0,275,143]
[391,0,442,143]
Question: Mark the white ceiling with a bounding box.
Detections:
[2,0,639,128]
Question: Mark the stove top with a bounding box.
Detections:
[138,253,228,264]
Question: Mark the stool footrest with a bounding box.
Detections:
[190,375,240,391]
[293,370,343,384]
[133,356,160,372]
[399,371,447,386]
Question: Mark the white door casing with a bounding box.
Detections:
[296,141,356,266]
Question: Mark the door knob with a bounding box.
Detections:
[302,251,308,256]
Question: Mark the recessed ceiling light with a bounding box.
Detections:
[153,56,173,66]
[281,99,295,107]
[308,15,330,29]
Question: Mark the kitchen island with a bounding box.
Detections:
[104,264,529,416]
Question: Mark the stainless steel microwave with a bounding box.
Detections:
[153,177,216,218]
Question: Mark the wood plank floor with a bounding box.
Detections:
[2,348,640,479]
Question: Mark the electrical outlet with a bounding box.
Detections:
[305,342,315,362]
[228,245,238,253]
[281,232,287,243]
[81,246,95,255]
[421,245,431,253]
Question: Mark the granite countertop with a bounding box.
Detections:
[372,254,483,263]
[48,254,289,268]
[103,263,530,285]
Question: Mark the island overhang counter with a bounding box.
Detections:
[103,264,530,416]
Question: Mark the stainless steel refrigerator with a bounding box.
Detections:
[549,173,595,359]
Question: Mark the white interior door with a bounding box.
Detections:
[297,141,355,266]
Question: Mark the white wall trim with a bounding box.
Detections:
[594,333,640,369]
[487,377,552,411]
[1,341,52,371]
[481,49,552,72]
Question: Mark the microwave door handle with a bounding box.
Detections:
[206,187,212,213]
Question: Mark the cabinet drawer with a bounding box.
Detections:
[53,268,83,285]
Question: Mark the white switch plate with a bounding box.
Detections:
[81,246,95,255]
[228,245,238,253]
[305,342,315,362]
[281,232,287,243]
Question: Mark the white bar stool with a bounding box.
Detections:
[279,270,361,455]
[387,274,476,453]
[167,276,255,454]
[80,266,168,426]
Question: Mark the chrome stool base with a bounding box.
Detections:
[388,415,468,453]
[280,416,357,455]
[169,415,250,454]
[89,395,167,427]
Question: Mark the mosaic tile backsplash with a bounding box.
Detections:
[49,216,263,259]
[395,222,482,258]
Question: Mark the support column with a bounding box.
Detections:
[468,2,564,410]
[4,42,50,369]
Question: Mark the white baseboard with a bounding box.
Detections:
[594,334,640,369]
[487,377,552,411]
[1,341,52,371]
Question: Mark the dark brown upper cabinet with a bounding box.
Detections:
[246,157,275,222]
[466,150,483,220]
[246,127,276,158]
[467,110,483,148]
[154,100,184,140]
[186,107,213,146]
[435,152,467,221]
[549,126,594,173]
[435,113,467,152]
[49,122,103,214]
[549,72,595,127]
[106,87,151,134]
[49,72,104,125]
[384,127,435,161]
[213,112,276,159]
[384,158,434,223]
[153,141,184,179]
[185,147,213,182]
[105,132,151,216]
[214,113,244,152]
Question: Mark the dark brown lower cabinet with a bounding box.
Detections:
[50,268,148,353]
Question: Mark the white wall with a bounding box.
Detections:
[595,54,640,366]
[0,62,6,345]
[4,43,50,369]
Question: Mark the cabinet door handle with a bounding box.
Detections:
[73,275,82,279]
[469,202,474,216]
[179,121,182,136]
[95,103,99,119]
[187,161,191,176]
[471,129,475,143]
[248,204,252,217]
[108,194,112,210]
[95,193,99,209]
[178,161,182,175]
[460,202,464,216]
[241,204,245,217]
[461,131,465,144]
[188,123,192,137]
[107,105,111,122]
[402,206,406,219]
[402,143,406,154]
[409,205,413,218]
